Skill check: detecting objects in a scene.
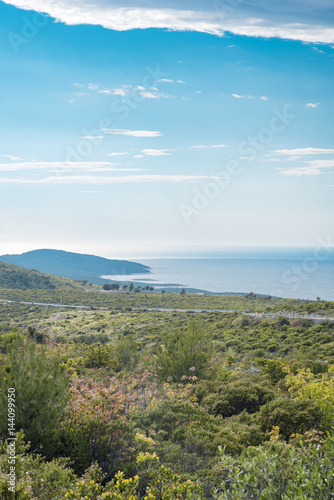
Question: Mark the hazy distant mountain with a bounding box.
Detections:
[0,249,150,279]
[0,261,81,290]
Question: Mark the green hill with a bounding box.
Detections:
[0,261,86,290]
[0,249,150,279]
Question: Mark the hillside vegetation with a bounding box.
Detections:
[0,261,91,290]
[0,289,333,499]
[0,249,150,279]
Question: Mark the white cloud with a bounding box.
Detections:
[2,0,334,43]
[177,80,186,84]
[138,91,160,99]
[113,87,130,96]
[190,144,226,149]
[280,159,334,176]
[103,129,162,137]
[141,149,170,156]
[306,102,321,108]
[158,78,174,83]
[308,159,334,169]
[0,161,142,172]
[108,152,129,157]
[231,94,255,99]
[287,156,301,161]
[260,96,269,101]
[274,147,334,155]
[81,135,104,140]
[88,83,173,100]
[138,89,172,99]
[280,166,320,176]
[0,154,23,161]
[0,174,220,184]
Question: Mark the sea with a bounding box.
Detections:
[102,248,334,301]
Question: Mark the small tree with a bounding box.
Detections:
[0,338,70,457]
[156,320,213,381]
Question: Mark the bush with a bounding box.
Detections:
[155,320,213,381]
[201,376,276,418]
[217,434,334,499]
[258,398,324,440]
[0,338,70,458]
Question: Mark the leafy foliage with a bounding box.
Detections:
[0,289,334,499]
[0,337,70,456]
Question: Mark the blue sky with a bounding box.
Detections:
[0,0,333,257]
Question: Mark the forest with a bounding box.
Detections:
[0,284,333,499]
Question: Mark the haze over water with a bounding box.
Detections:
[104,247,334,300]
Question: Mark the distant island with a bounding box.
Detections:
[0,249,150,280]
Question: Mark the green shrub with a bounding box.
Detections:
[0,337,70,458]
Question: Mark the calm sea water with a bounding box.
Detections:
[103,248,334,301]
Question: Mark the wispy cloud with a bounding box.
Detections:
[81,135,104,140]
[81,82,174,100]
[3,0,334,43]
[312,46,325,54]
[138,91,160,99]
[0,161,143,172]
[306,102,321,108]
[274,147,334,155]
[0,174,220,184]
[190,144,227,149]
[107,152,129,157]
[103,129,162,137]
[280,159,334,176]
[0,154,23,161]
[231,94,269,101]
[141,149,170,156]
[231,94,255,99]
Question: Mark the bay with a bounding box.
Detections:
[103,248,334,301]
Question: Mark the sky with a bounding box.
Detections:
[0,0,333,258]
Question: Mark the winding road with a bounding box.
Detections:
[1,299,334,323]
